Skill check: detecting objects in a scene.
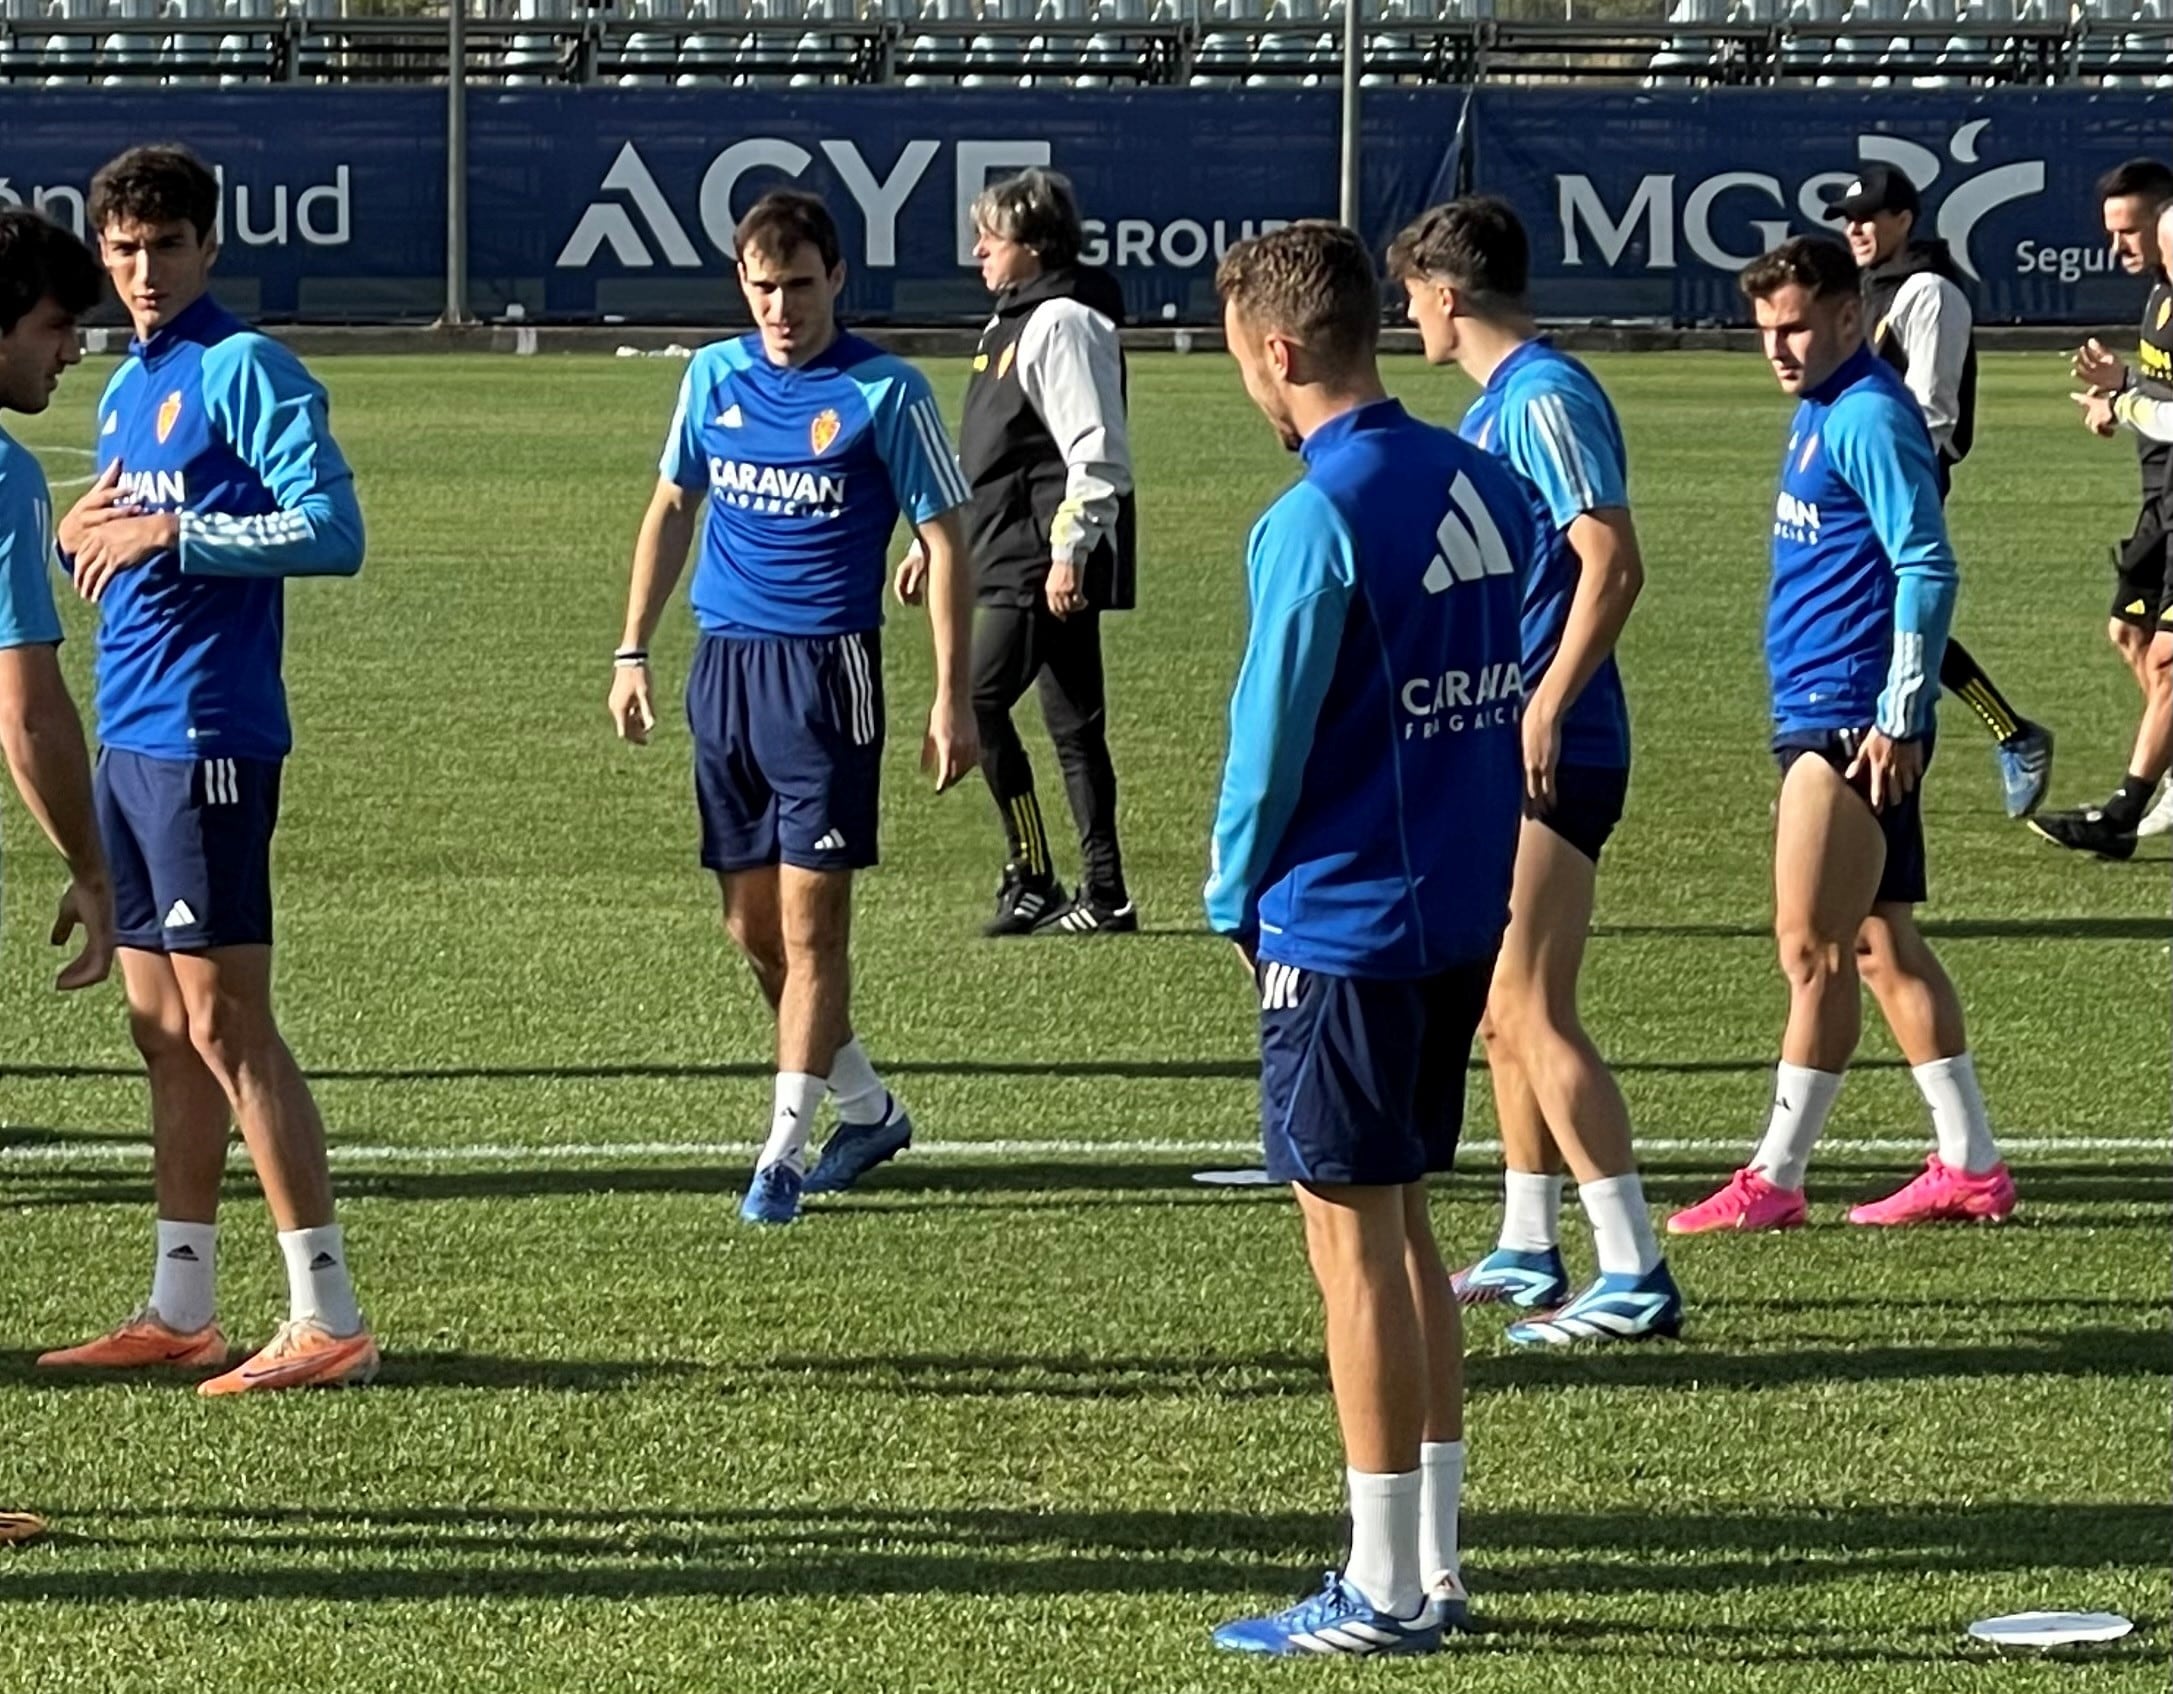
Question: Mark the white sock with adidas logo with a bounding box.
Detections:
[277,1224,362,1337]
[759,1072,825,1174]
[150,1219,217,1333]
[826,1038,891,1127]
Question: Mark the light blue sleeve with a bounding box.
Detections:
[1202,482,1355,945]
[1827,390,1958,740]
[1498,372,1629,529]
[182,335,364,580]
[0,451,63,650]
[658,357,710,491]
[864,361,973,525]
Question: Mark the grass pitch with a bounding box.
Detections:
[0,347,2162,1692]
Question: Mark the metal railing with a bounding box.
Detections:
[2,4,2168,84]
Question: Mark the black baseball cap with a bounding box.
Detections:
[1825,164,1921,222]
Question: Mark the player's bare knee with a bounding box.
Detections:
[179,983,278,1081]
[127,1002,194,1068]
[1775,927,1848,993]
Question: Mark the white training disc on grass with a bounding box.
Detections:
[1191,1168,1274,1187]
[1968,1612,2134,1649]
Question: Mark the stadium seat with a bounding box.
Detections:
[613,0,678,84]
[1645,0,1730,87]
[2126,0,2172,87]
[157,0,222,87]
[504,0,575,83]
[2079,0,2138,82]
[1777,0,1842,79]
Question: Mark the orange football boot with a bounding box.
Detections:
[37,1306,229,1371]
[197,1319,379,1398]
[0,1512,46,1547]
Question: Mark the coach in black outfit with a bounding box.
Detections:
[952,168,1138,936]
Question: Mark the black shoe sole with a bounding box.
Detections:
[2025,819,2137,862]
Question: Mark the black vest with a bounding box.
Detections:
[958,265,1138,611]
[2134,276,2173,501]
[1865,239,1977,466]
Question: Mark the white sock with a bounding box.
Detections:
[1418,1440,1464,1590]
[149,1219,217,1333]
[1497,1170,1564,1254]
[277,1224,362,1337]
[1914,1052,2000,1175]
[1343,1467,1424,1619]
[826,1039,890,1127]
[759,1071,825,1173]
[1580,1174,1661,1277]
[1750,1063,1843,1191]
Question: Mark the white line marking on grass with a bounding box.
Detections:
[0,1134,2163,1167]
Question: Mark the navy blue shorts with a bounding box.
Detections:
[1256,955,1495,1187]
[1774,728,1933,907]
[95,749,282,952]
[1534,762,1629,864]
[688,629,884,875]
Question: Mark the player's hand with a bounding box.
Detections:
[1845,730,1922,813]
[609,661,656,745]
[50,873,114,992]
[1521,697,1563,812]
[2072,338,2127,393]
[2072,389,2119,438]
[56,463,137,557]
[893,543,928,607]
[72,512,178,603]
[920,691,978,792]
[1045,560,1087,620]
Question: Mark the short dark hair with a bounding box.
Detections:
[1738,235,1859,304]
[1385,196,1530,310]
[2095,157,2173,208]
[1215,220,1379,377]
[0,209,104,337]
[89,144,220,241]
[735,191,841,274]
[971,168,1083,270]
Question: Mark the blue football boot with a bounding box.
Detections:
[738,1161,804,1226]
[1212,1572,1446,1658]
[1450,1245,1571,1311]
[1504,1261,1684,1347]
[804,1096,914,1195]
[1996,721,2054,820]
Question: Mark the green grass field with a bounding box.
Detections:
[0,347,2163,1692]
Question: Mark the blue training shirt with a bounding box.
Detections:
[1458,338,1632,770]
[660,331,972,638]
[1204,399,1539,979]
[91,293,364,762]
[1768,343,1956,740]
[0,427,64,652]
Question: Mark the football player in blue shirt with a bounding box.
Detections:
[0,204,121,1550]
[1670,237,2015,1236]
[609,192,977,1228]
[39,147,376,1397]
[1391,196,1682,1348]
[1204,222,1540,1658]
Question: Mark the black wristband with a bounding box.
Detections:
[614,647,649,668]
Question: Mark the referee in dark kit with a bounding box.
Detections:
[949,166,1139,936]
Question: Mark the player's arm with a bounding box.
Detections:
[1017,301,1132,619]
[1503,390,1642,806]
[871,368,980,789]
[1203,487,1354,956]
[611,369,713,744]
[174,336,364,579]
[912,504,975,790]
[1830,395,1957,805]
[2109,386,2173,443]
[1891,276,1969,460]
[0,497,112,989]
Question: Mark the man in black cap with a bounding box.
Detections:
[1828,163,2056,820]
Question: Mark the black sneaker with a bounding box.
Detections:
[983,865,1067,937]
[1035,893,1140,936]
[2027,805,2138,862]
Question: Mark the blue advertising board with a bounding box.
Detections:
[0,85,2158,324]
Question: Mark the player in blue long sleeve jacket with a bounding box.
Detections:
[39,146,378,1398]
[1669,236,2015,1241]
[1205,223,1538,1662]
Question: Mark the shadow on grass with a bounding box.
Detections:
[0,1499,2162,1610]
[1,1157,2162,1214]
[1594,915,2168,942]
